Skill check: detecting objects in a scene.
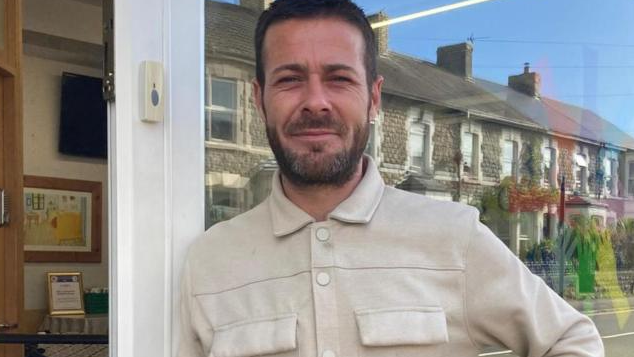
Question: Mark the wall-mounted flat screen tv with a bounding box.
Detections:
[58,72,107,159]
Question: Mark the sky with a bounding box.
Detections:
[354,0,634,139]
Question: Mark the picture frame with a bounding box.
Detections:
[24,176,102,263]
[47,272,85,315]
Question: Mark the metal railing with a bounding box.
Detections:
[0,333,108,357]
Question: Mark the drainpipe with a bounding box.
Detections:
[558,174,566,296]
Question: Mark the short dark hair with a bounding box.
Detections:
[255,0,377,89]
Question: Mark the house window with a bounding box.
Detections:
[502,140,517,178]
[205,77,237,142]
[575,153,588,193]
[604,158,612,196]
[603,157,617,196]
[543,213,554,239]
[31,193,45,210]
[520,212,534,239]
[365,118,378,159]
[205,185,241,229]
[543,147,556,186]
[408,108,432,173]
[629,161,634,196]
[462,132,478,176]
[591,215,603,228]
[409,123,428,172]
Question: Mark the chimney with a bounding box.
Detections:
[508,63,541,98]
[240,0,272,13]
[436,42,473,80]
[367,12,388,55]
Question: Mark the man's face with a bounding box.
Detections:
[253,17,383,186]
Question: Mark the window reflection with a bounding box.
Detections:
[204,1,634,352]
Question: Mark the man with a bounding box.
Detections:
[179,0,603,356]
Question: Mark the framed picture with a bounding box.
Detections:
[24,176,102,263]
[47,272,85,315]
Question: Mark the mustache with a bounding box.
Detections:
[284,114,347,135]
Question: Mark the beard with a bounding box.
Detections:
[265,112,369,187]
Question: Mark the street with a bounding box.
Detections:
[479,297,634,357]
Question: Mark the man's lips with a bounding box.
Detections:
[290,129,339,138]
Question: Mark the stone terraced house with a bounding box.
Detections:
[204,0,634,256]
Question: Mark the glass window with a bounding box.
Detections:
[629,162,634,196]
[591,215,603,228]
[502,140,516,178]
[604,158,613,196]
[409,123,425,171]
[462,132,474,174]
[202,2,634,343]
[519,212,534,239]
[575,153,587,193]
[364,119,377,158]
[205,77,237,142]
[542,147,553,185]
[205,185,241,228]
[542,213,552,239]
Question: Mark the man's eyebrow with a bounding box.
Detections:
[323,64,358,74]
[270,63,359,76]
[271,64,307,75]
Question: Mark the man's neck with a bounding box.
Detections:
[280,159,366,222]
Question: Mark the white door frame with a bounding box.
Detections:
[110,0,204,356]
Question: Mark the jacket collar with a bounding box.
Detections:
[269,155,385,237]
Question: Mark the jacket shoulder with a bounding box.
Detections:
[186,199,271,261]
[381,186,479,223]
[371,187,481,267]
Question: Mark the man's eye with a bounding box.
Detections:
[277,76,301,84]
[332,76,351,82]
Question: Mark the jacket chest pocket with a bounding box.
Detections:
[354,306,448,357]
[211,313,299,357]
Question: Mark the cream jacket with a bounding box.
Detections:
[179,158,603,357]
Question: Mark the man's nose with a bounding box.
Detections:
[302,76,332,115]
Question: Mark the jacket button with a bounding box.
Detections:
[322,350,336,357]
[316,272,331,286]
[316,227,330,242]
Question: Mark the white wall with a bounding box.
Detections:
[112,0,204,355]
[23,0,101,44]
[22,0,106,311]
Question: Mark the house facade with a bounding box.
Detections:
[203,0,634,257]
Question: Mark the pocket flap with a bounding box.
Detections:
[211,313,297,357]
[355,306,448,346]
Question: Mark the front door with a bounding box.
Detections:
[0,0,24,356]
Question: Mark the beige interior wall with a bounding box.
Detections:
[22,0,106,314]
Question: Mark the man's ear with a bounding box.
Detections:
[369,75,384,121]
[252,78,266,123]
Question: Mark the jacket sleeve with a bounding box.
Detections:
[464,209,604,357]
[177,259,208,357]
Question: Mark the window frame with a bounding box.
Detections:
[499,128,521,182]
[205,75,239,143]
[574,150,589,194]
[501,139,518,179]
[407,107,434,174]
[365,110,382,162]
[542,146,557,187]
[628,160,634,197]
[602,150,619,197]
